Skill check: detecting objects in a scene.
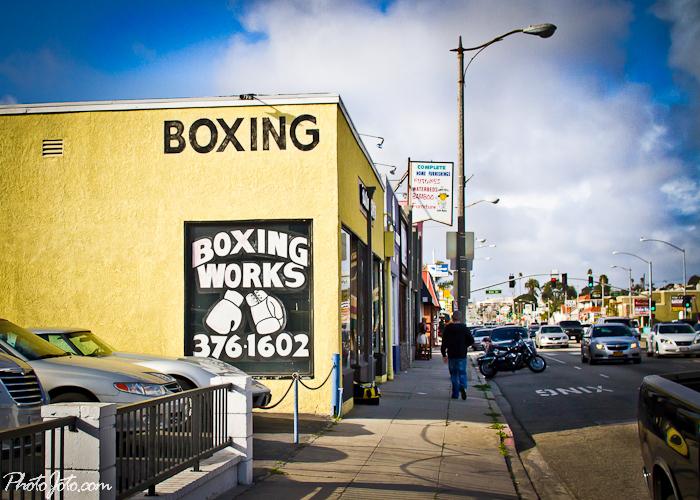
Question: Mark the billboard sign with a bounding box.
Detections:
[409,161,454,225]
[185,220,313,377]
[635,298,649,315]
[428,263,450,278]
[671,295,684,311]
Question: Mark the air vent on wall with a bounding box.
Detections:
[42,139,64,157]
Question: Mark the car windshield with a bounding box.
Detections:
[0,321,70,361]
[473,329,491,337]
[658,324,695,334]
[591,325,635,337]
[542,327,563,333]
[490,328,524,342]
[47,331,115,356]
[559,321,581,328]
[604,318,632,327]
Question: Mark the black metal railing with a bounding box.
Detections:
[115,384,232,499]
[0,416,77,500]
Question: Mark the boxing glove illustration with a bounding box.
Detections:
[204,290,244,335]
[246,290,287,335]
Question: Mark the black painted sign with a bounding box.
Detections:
[185,220,313,377]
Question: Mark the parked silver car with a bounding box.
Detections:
[31,327,272,408]
[581,323,641,365]
[0,352,48,429]
[0,319,181,403]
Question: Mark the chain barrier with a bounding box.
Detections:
[257,364,335,410]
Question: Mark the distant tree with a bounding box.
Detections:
[525,278,540,297]
[515,293,538,307]
[689,275,700,287]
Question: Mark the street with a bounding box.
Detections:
[490,344,700,500]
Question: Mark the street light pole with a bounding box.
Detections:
[613,251,653,329]
[641,236,687,317]
[611,265,633,317]
[451,23,556,316]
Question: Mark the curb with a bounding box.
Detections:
[468,353,576,500]
[468,355,539,499]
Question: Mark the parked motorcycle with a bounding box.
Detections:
[477,338,546,379]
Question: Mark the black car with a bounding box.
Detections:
[558,320,584,342]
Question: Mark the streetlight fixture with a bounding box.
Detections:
[466,198,500,208]
[611,265,633,317]
[452,24,556,315]
[640,236,687,306]
[613,251,653,329]
[476,244,496,249]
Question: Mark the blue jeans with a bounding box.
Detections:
[448,357,467,398]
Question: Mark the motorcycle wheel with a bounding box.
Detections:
[527,355,547,373]
[479,362,497,379]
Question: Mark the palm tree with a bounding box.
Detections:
[525,278,540,297]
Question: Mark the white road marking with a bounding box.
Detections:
[543,355,567,365]
[599,374,610,379]
[574,366,582,370]
[536,385,613,397]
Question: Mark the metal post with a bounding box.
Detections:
[649,261,653,328]
[456,36,467,315]
[682,249,687,319]
[293,376,299,444]
[331,353,340,417]
[628,268,633,318]
[365,186,376,382]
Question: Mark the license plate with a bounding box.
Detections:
[680,347,689,351]
[612,351,623,357]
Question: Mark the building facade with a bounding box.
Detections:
[0,94,418,414]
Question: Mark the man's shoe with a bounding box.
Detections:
[460,387,467,400]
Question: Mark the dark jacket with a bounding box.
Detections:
[440,323,474,359]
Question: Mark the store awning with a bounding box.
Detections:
[422,270,441,308]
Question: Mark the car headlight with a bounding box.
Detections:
[630,343,638,349]
[694,338,700,344]
[146,372,176,382]
[114,382,168,396]
[595,343,605,350]
[659,338,672,344]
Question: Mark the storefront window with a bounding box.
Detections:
[340,230,352,368]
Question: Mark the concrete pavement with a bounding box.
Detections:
[233,351,538,499]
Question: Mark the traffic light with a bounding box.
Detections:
[588,274,594,287]
[550,277,557,284]
[562,273,568,288]
[684,295,692,309]
[651,300,656,312]
[509,274,515,288]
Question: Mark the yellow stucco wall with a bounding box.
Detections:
[0,100,372,414]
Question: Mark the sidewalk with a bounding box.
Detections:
[234,351,534,499]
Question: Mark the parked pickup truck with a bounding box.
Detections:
[639,371,700,499]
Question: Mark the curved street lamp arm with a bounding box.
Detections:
[461,29,523,52]
[640,238,685,253]
[612,251,649,264]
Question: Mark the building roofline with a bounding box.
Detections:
[0,92,384,188]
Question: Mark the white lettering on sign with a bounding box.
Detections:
[535,385,613,397]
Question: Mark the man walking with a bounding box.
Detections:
[440,311,474,399]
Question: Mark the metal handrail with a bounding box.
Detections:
[115,384,234,499]
[115,383,233,412]
[0,416,76,439]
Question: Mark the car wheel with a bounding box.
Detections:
[581,352,588,363]
[589,357,598,365]
[633,358,641,364]
[51,391,97,403]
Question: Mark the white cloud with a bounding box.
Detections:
[210,0,698,294]
[661,178,700,215]
[653,0,700,82]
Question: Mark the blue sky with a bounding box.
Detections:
[1,0,698,293]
